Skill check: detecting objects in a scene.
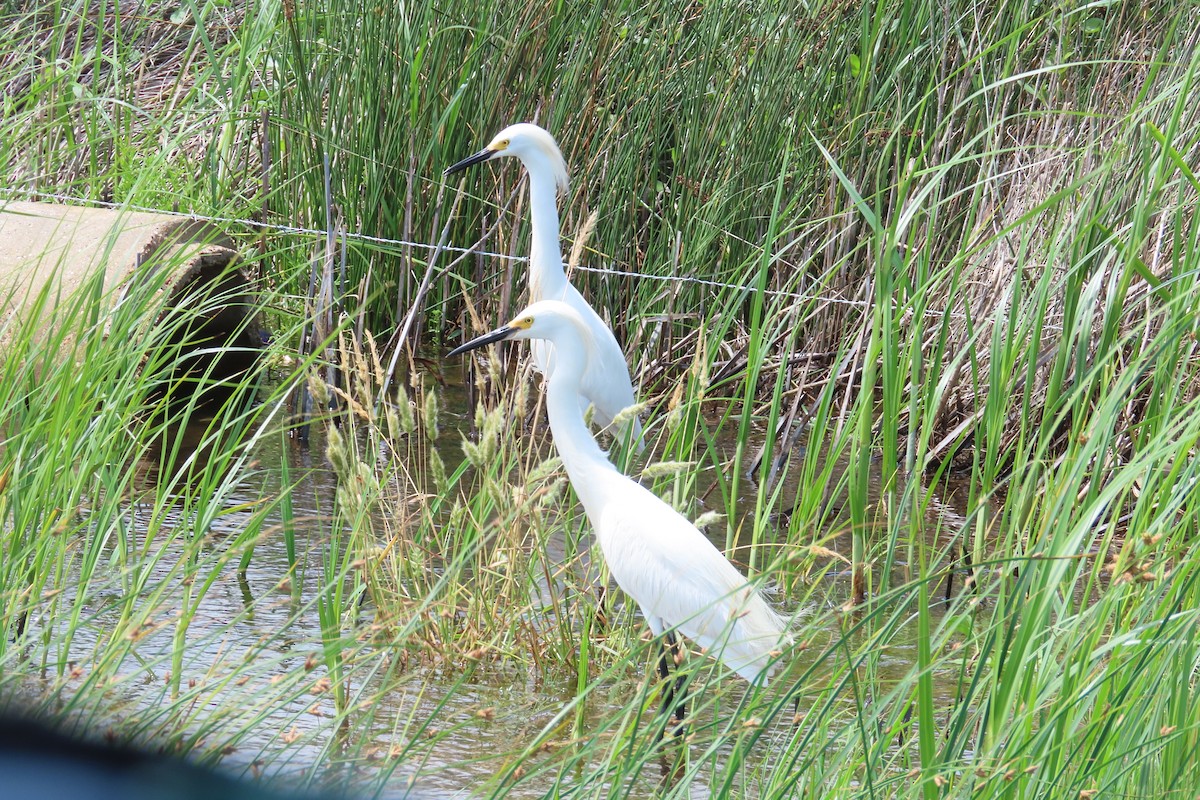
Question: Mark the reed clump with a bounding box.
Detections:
[311,327,621,678]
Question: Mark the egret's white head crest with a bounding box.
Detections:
[447,300,595,367]
[446,122,570,195]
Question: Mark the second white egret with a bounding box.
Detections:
[446,123,644,452]
[448,299,791,724]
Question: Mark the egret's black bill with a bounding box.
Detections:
[448,324,518,357]
[444,148,495,176]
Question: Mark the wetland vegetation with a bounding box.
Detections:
[2,0,1200,796]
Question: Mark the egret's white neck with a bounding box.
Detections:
[522,152,568,301]
[542,330,620,515]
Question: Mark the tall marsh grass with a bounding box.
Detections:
[3,0,1200,796]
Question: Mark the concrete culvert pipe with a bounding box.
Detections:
[0,200,268,411]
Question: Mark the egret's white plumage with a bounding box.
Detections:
[449,300,791,689]
[446,123,644,451]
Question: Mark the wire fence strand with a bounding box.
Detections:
[2,187,983,321]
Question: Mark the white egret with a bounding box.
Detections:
[448,300,791,724]
[445,123,644,453]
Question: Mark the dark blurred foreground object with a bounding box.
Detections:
[0,715,339,800]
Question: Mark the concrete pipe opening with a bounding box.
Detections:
[0,200,268,412]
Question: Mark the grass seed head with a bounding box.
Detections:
[422,386,440,441]
[639,460,696,479]
[395,388,415,435]
[307,370,331,407]
[429,447,447,491]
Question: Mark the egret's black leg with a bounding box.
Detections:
[944,540,957,602]
[658,631,687,727]
[652,635,674,743]
[945,538,976,602]
[656,634,672,683]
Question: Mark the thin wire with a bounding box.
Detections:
[1,187,500,257]
[2,186,984,321]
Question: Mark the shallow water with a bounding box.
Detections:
[31,372,977,799]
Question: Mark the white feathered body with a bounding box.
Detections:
[586,470,790,683]
[530,280,639,437]
[529,302,790,684]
